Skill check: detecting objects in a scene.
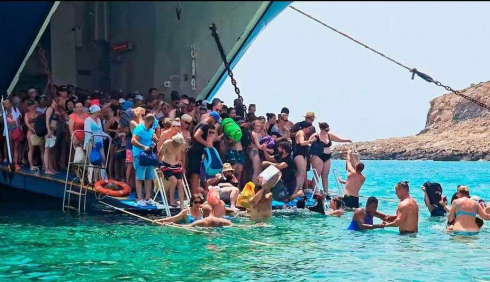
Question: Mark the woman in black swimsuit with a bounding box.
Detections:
[309,122,352,194]
[293,121,313,197]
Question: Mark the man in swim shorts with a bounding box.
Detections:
[262,141,305,203]
[159,133,187,209]
[205,163,240,209]
[338,149,365,209]
[347,197,386,231]
[383,181,419,235]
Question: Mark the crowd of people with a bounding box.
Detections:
[4,85,489,233]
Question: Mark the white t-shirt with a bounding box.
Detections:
[83,116,109,149]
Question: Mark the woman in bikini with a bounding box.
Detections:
[24,100,45,170]
[249,120,269,184]
[447,186,490,234]
[44,97,61,175]
[157,194,205,224]
[309,122,352,194]
[103,105,120,179]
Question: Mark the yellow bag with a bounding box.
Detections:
[236,182,255,209]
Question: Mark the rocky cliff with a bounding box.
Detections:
[332,81,490,161]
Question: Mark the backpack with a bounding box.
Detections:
[272,180,290,202]
[260,135,275,149]
[423,181,443,206]
[119,109,132,129]
[34,111,48,137]
[201,147,223,179]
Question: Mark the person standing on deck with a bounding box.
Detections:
[383,181,419,235]
[290,112,317,189]
[131,114,159,206]
[187,111,220,194]
[338,149,366,209]
[159,133,186,209]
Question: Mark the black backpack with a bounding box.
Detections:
[423,181,443,206]
[34,111,48,137]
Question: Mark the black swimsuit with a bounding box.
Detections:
[310,133,332,162]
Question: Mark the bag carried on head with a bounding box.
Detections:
[221,118,242,142]
[201,147,223,179]
[423,181,443,206]
[236,182,256,209]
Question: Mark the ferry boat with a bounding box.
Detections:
[0,1,293,214]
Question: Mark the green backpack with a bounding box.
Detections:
[221,118,242,142]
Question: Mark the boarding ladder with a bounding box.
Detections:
[62,131,111,213]
[152,167,193,218]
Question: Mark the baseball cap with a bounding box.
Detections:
[121,100,134,111]
[172,133,185,144]
[305,112,316,119]
[181,114,192,123]
[135,94,144,101]
[118,98,126,104]
[89,99,101,107]
[209,111,221,124]
[89,105,101,114]
[211,97,224,106]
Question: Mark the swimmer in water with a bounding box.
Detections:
[347,197,386,231]
[325,196,345,217]
[446,186,490,235]
[383,181,419,235]
[157,194,204,224]
[308,191,344,217]
[201,186,237,219]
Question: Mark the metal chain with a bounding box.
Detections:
[209,23,247,113]
[37,44,57,97]
[290,6,490,111]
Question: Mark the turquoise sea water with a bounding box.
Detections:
[1,160,489,281]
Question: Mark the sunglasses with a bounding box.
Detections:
[184,121,191,125]
[193,201,203,204]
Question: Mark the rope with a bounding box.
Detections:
[289,6,490,111]
[99,201,273,246]
[37,44,57,97]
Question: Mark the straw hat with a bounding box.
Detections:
[222,163,234,172]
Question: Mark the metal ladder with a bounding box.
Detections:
[332,169,345,195]
[152,168,193,218]
[63,131,111,213]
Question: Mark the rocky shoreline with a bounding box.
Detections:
[332,81,490,161]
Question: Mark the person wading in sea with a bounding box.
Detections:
[338,149,365,209]
[347,197,387,231]
[383,181,419,235]
[248,175,279,221]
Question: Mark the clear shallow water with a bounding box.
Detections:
[1,160,489,281]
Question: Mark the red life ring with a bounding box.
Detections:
[94,179,131,197]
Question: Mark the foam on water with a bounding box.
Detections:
[1,160,489,281]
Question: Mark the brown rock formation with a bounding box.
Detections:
[332,81,490,161]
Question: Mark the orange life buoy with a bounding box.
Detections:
[94,179,131,197]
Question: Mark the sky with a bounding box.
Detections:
[215,1,490,142]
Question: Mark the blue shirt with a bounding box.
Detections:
[132,123,154,157]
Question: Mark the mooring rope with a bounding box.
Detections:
[289,6,490,111]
